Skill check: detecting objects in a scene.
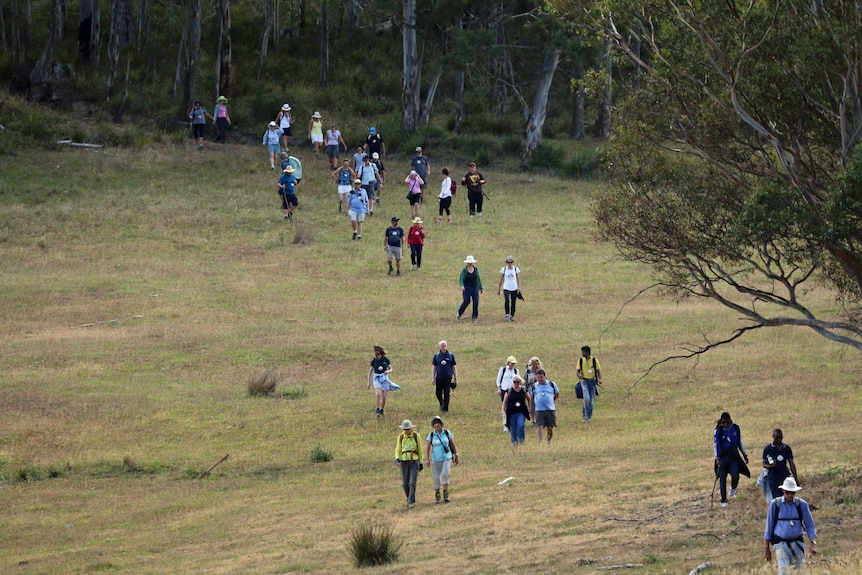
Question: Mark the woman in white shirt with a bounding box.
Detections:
[497,256,521,322]
[437,168,454,224]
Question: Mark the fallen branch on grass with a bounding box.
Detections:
[692,523,740,541]
[604,509,673,522]
[200,454,229,478]
[57,139,104,148]
[597,564,643,570]
[689,562,711,575]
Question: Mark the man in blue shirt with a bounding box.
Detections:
[410,147,430,195]
[384,217,405,276]
[532,369,559,446]
[763,476,817,574]
[277,166,298,220]
[763,429,800,502]
[347,179,368,240]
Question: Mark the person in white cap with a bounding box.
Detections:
[410,146,430,196]
[347,178,368,240]
[262,121,283,169]
[495,355,519,432]
[276,104,292,148]
[394,419,423,508]
[763,476,817,574]
[457,256,483,321]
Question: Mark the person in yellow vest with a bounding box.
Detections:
[576,345,602,423]
[395,420,423,508]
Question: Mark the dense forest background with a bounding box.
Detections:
[0,0,619,170]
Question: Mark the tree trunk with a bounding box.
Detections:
[318,0,328,87]
[570,63,585,140]
[401,0,420,133]
[21,0,30,68]
[347,0,358,36]
[419,66,443,126]
[32,0,57,85]
[180,0,201,116]
[593,36,612,139]
[521,47,561,170]
[259,0,271,70]
[57,0,65,40]
[298,0,304,28]
[216,0,231,99]
[89,0,100,69]
[137,0,147,47]
[631,37,641,89]
[106,0,122,102]
[1,0,7,54]
[454,68,464,134]
[172,7,186,97]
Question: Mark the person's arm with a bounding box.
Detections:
[714,428,721,461]
[501,391,509,413]
[737,425,748,462]
[367,365,374,389]
[431,357,437,384]
[395,435,402,464]
[497,270,504,295]
[424,438,431,464]
[552,384,560,400]
[526,392,533,416]
[381,142,387,156]
[339,134,347,151]
[448,435,459,465]
[451,360,458,384]
[789,459,799,484]
[477,270,483,293]
[417,175,425,186]
[516,269,522,292]
[595,359,602,385]
[416,432,423,463]
[384,360,392,375]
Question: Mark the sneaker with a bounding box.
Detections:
[478,212,483,217]
[339,205,343,213]
[456,314,462,320]
[547,439,552,446]
[396,270,401,276]
[379,409,384,418]
[443,490,449,502]
[503,425,509,433]
[435,491,442,504]
[271,165,275,170]
[447,218,451,224]
[352,232,357,240]
[720,501,728,508]
[509,316,515,322]
[469,214,475,218]
[729,488,736,497]
[387,269,392,276]
[376,408,382,417]
[357,235,362,240]
[471,317,478,322]
[411,264,416,270]
[436,217,442,224]
[287,211,293,221]
[504,314,510,322]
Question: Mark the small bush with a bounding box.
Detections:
[122,455,143,474]
[310,445,333,463]
[248,368,280,396]
[348,524,401,568]
[563,147,601,179]
[532,143,565,170]
[17,467,43,482]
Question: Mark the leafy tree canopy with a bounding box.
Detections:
[591,0,862,354]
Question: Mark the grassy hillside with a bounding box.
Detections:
[0,139,860,574]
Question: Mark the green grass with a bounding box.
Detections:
[0,143,860,574]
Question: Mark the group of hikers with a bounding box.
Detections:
[713,412,819,573]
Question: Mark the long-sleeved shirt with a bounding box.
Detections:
[395,431,423,462]
[764,496,817,542]
[714,423,747,459]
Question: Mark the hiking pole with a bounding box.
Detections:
[710,462,722,509]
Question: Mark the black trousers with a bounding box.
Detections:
[435,378,451,411]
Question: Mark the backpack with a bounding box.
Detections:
[428,430,453,454]
[450,180,457,195]
[578,357,599,397]
[498,366,519,388]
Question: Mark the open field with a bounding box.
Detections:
[1,141,861,574]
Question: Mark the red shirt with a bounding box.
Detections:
[407,225,425,245]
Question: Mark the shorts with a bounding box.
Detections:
[348,210,365,222]
[326,145,339,159]
[280,126,292,136]
[267,143,280,154]
[408,193,422,205]
[280,193,298,209]
[192,124,205,138]
[372,374,391,391]
[535,410,556,428]
[363,184,376,203]
[387,245,402,260]
[338,184,352,196]
[311,133,323,144]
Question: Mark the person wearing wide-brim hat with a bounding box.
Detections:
[763,476,818,572]
[424,416,459,504]
[368,346,398,417]
[457,255,483,321]
[308,111,324,157]
[277,165,298,221]
[276,103,292,148]
[262,121,283,169]
[213,96,231,144]
[407,216,426,271]
[395,419,423,508]
[347,178,368,240]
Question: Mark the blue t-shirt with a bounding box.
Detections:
[190,107,208,124]
[411,155,429,179]
[533,381,558,411]
[278,174,296,195]
[426,430,453,462]
[358,163,379,186]
[432,352,456,380]
[385,226,404,247]
[348,189,368,213]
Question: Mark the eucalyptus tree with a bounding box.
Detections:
[592,0,862,355]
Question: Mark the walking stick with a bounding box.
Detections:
[710,461,721,509]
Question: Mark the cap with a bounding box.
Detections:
[370,127,376,134]
[391,216,400,222]
[372,152,379,159]
[469,162,476,167]
[353,178,362,184]
[506,356,518,364]
[415,146,423,152]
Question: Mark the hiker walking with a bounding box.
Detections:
[763,477,817,574]
[523,357,542,424]
[713,411,750,508]
[763,429,800,502]
[461,162,486,217]
[502,375,531,445]
[368,345,397,418]
[576,346,602,423]
[395,420,423,509]
[497,256,521,322]
[533,369,559,446]
[431,340,458,413]
[424,416,459,504]
[457,255,483,321]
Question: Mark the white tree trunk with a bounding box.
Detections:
[521,47,561,169]
[401,0,420,133]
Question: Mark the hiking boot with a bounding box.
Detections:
[435,491,442,504]
[443,490,449,503]
[396,270,401,276]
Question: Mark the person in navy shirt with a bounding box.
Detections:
[713,411,750,507]
[384,217,405,276]
[763,429,800,502]
[431,341,458,412]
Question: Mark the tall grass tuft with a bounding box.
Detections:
[283,386,307,400]
[292,222,314,245]
[248,368,280,396]
[348,524,401,568]
[310,445,333,463]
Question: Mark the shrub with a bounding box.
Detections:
[283,386,307,400]
[348,524,401,568]
[310,445,333,463]
[531,143,565,170]
[122,455,143,474]
[17,467,43,482]
[248,368,280,396]
[563,147,602,179]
